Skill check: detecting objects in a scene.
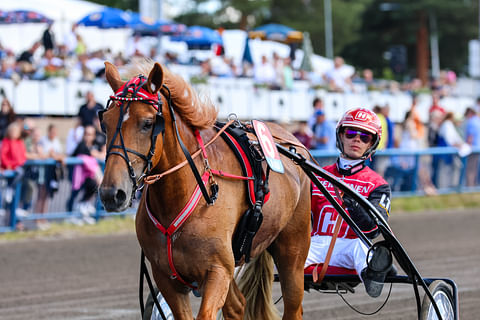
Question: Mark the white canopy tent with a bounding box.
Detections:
[0,0,131,54]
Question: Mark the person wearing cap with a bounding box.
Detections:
[312,109,336,150]
[305,107,393,298]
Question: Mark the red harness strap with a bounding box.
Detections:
[145,171,209,290]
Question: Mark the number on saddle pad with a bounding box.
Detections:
[252,120,284,174]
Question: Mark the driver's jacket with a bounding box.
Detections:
[311,162,391,239]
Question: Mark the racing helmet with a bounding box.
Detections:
[336,108,382,159]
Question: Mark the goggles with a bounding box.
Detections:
[344,129,373,144]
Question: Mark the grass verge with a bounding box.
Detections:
[0,215,135,242]
[392,192,480,212]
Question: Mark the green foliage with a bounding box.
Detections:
[342,0,478,76]
[88,0,138,11]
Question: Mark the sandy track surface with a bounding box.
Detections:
[0,208,478,319]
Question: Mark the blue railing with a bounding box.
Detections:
[0,158,135,233]
[1,147,479,233]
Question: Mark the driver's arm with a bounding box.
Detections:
[343,184,391,239]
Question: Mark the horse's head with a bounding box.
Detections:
[99,62,166,211]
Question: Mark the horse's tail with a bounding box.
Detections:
[236,251,281,320]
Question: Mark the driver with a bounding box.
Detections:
[305,107,394,298]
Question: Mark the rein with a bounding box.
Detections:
[144,119,237,184]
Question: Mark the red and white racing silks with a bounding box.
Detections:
[311,163,391,239]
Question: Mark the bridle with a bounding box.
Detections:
[98,75,165,199]
[99,74,217,206]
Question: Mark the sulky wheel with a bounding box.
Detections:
[142,288,174,320]
[420,280,455,320]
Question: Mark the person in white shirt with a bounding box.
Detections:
[323,56,354,92]
[253,55,276,87]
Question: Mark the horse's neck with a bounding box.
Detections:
[147,117,209,221]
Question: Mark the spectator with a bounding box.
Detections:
[323,56,353,92]
[16,42,41,77]
[292,121,313,149]
[126,33,149,57]
[1,122,26,170]
[410,94,425,144]
[78,91,104,127]
[307,97,324,130]
[22,126,45,211]
[311,110,336,151]
[0,50,17,79]
[372,105,394,176]
[386,111,419,192]
[63,24,78,56]
[68,125,105,222]
[428,93,446,186]
[0,97,17,141]
[34,124,64,214]
[69,53,95,82]
[464,108,480,186]
[474,97,480,114]
[75,34,87,56]
[41,22,55,52]
[34,49,65,79]
[253,55,276,88]
[282,57,294,90]
[436,112,470,188]
[0,122,27,225]
[66,120,84,156]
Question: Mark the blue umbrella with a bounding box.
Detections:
[128,13,186,36]
[172,25,222,49]
[77,7,131,29]
[249,23,303,43]
[0,10,52,24]
[157,21,186,35]
[128,12,157,33]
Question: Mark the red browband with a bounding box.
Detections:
[110,76,160,110]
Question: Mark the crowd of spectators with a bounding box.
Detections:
[293,89,480,195]
[0,92,106,230]
[0,23,460,97]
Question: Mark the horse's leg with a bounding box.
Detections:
[152,272,193,320]
[269,208,310,320]
[221,278,245,320]
[196,265,232,320]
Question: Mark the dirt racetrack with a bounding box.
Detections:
[0,208,479,320]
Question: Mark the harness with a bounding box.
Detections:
[101,76,272,293]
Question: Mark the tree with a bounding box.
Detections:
[175,0,271,30]
[88,0,138,11]
[342,0,478,80]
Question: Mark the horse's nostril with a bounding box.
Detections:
[115,189,127,205]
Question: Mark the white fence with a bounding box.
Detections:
[0,76,475,123]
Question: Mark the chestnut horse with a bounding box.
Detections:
[99,60,311,320]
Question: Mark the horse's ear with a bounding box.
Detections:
[104,61,123,92]
[146,63,164,95]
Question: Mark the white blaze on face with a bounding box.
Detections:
[122,109,130,123]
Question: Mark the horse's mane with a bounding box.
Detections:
[121,59,218,129]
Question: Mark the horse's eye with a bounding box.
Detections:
[142,120,154,131]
